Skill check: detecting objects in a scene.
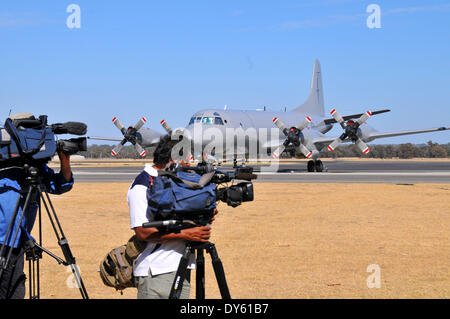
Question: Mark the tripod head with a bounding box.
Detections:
[22,164,42,186]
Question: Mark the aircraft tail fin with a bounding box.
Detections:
[291,59,325,117]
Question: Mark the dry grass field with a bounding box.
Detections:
[30,181,449,299]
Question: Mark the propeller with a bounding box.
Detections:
[327,109,371,154]
[160,119,193,162]
[272,116,313,159]
[160,119,173,135]
[111,116,148,157]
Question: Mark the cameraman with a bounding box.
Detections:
[128,135,215,299]
[0,151,73,299]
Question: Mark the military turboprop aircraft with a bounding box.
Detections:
[89,59,449,172]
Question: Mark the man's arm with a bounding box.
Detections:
[134,225,211,243]
[135,207,218,243]
[58,151,72,182]
[40,151,74,194]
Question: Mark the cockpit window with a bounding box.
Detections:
[202,117,214,124]
[189,117,202,125]
[189,116,224,125]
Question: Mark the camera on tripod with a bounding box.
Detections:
[0,113,87,165]
[143,162,257,232]
[141,162,257,299]
[0,113,89,299]
[177,162,257,208]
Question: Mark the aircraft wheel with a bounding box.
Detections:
[307,160,315,172]
[315,160,323,172]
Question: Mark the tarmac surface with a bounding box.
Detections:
[71,160,450,183]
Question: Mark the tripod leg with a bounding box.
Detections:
[206,243,231,299]
[196,249,205,299]
[39,191,89,299]
[24,240,41,299]
[0,189,34,280]
[169,244,192,299]
[27,254,40,299]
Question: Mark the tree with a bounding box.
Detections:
[427,141,448,158]
[397,143,415,159]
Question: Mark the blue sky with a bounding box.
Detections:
[1,0,449,144]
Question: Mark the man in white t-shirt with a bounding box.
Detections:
[128,135,212,299]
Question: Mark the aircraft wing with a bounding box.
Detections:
[311,126,449,150]
[364,126,449,141]
[260,139,284,150]
[87,136,123,142]
[321,109,391,125]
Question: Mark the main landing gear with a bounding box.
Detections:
[307,160,324,172]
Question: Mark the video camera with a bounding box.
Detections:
[142,162,257,231]
[172,162,257,208]
[0,113,87,166]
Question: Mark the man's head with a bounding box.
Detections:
[153,135,179,168]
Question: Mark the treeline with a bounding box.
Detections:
[319,141,449,159]
[82,141,449,159]
[80,145,157,159]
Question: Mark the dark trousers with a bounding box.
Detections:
[0,244,26,299]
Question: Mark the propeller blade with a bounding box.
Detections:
[134,143,147,157]
[134,117,147,131]
[327,137,343,152]
[160,120,172,135]
[112,117,126,134]
[356,111,372,126]
[298,144,312,159]
[296,116,312,131]
[273,117,288,135]
[111,139,127,157]
[330,109,346,129]
[272,145,285,159]
[355,138,370,154]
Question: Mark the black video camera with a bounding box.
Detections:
[0,113,87,166]
[172,162,257,208]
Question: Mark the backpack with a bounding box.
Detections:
[147,170,217,222]
[99,235,147,293]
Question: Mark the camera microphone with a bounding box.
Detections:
[51,122,87,135]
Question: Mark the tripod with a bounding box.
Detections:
[169,241,231,299]
[0,164,88,299]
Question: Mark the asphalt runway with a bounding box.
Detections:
[71,160,450,184]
